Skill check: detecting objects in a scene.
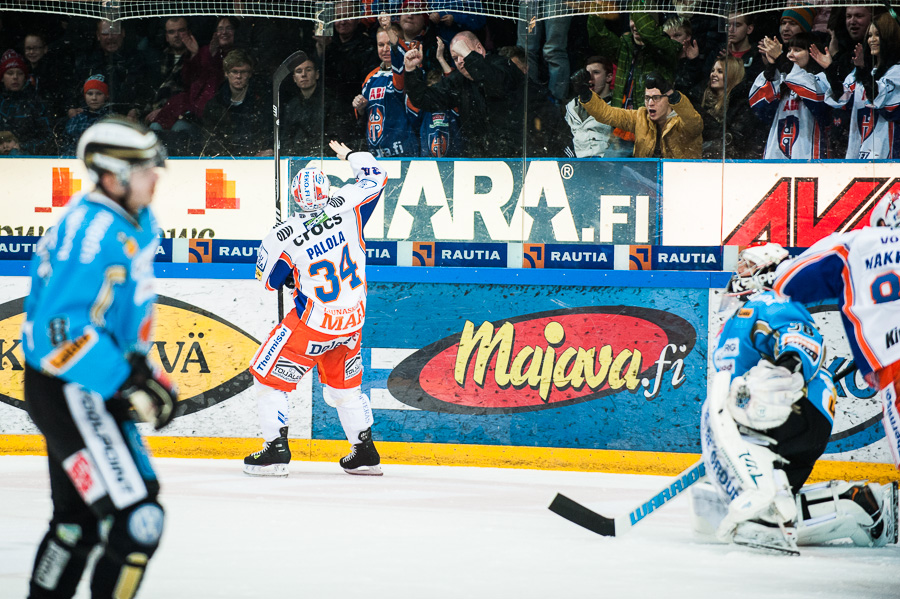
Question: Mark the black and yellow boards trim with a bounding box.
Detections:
[0,295,258,415]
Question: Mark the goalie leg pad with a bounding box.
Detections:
[325,386,374,444]
[689,480,729,542]
[797,480,899,547]
[702,372,797,544]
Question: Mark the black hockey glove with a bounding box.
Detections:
[284,274,295,289]
[119,354,177,430]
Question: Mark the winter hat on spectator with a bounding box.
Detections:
[781,7,817,32]
[83,74,109,96]
[0,49,27,78]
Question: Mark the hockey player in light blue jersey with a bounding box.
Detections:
[693,242,897,555]
[22,117,176,599]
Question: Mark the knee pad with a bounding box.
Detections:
[323,386,362,408]
[89,502,164,599]
[106,501,165,561]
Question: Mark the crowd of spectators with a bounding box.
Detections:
[0,4,898,160]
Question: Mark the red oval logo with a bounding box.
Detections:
[388,307,696,414]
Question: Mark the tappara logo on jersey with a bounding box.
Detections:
[367,106,385,146]
[778,115,799,157]
[857,107,875,143]
[428,131,449,157]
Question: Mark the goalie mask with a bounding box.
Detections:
[870,193,900,229]
[291,167,330,212]
[721,242,790,311]
[77,116,166,185]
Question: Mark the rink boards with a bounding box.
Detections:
[0,155,897,479]
[0,264,895,481]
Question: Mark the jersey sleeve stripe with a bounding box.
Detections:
[299,296,315,325]
[840,260,883,372]
[750,82,777,106]
[785,82,824,102]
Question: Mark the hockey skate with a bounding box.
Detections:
[243,427,291,477]
[340,428,382,476]
[732,519,799,556]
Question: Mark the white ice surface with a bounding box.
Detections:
[2,455,899,599]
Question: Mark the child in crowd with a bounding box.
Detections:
[63,75,110,154]
[0,129,20,154]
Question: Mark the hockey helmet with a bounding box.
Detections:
[725,241,790,298]
[77,116,166,185]
[870,193,900,229]
[291,167,330,212]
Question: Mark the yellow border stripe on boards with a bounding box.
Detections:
[2,434,897,483]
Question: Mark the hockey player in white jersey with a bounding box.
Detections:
[244,140,387,476]
[775,193,900,471]
[693,243,897,555]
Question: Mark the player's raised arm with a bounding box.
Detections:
[329,139,353,160]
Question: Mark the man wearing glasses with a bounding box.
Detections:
[573,71,702,159]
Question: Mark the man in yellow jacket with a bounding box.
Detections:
[576,71,702,159]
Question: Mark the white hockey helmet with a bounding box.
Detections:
[77,116,166,185]
[290,167,330,212]
[870,193,900,229]
[725,241,790,298]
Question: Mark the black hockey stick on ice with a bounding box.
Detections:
[549,460,707,537]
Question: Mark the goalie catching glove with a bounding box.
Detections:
[119,353,177,429]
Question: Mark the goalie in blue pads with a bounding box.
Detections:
[694,242,897,554]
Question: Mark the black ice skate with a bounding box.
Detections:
[340,427,383,476]
[243,427,291,477]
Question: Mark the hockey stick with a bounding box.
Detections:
[550,362,859,538]
[549,460,707,537]
[272,50,308,322]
